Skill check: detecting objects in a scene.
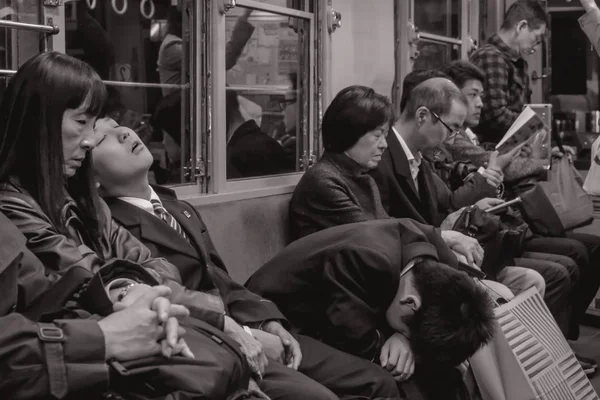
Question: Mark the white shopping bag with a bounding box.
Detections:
[584,135,600,195]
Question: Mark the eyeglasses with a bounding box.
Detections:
[279,98,297,111]
[429,109,461,141]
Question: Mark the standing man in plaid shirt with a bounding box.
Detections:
[470,0,548,144]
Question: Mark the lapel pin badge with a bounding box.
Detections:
[183,210,192,219]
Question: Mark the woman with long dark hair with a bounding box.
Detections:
[0,52,234,329]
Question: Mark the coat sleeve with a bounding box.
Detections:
[320,248,390,361]
[225,18,254,70]
[0,194,225,328]
[429,163,496,213]
[290,169,378,239]
[1,313,108,398]
[209,266,289,328]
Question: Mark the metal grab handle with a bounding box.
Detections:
[112,0,128,15]
[0,19,59,35]
[86,0,97,9]
[140,0,155,19]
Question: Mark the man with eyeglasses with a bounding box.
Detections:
[371,77,550,300]
[470,0,548,145]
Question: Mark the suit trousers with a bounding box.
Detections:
[514,251,576,335]
[260,333,402,400]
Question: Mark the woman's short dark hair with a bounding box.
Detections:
[322,85,394,153]
[409,259,495,368]
[442,60,485,90]
[0,52,107,252]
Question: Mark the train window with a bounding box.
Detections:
[0,0,44,88]
[65,0,194,187]
[414,0,461,39]
[413,39,461,70]
[224,6,308,180]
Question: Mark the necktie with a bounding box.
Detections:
[150,199,189,241]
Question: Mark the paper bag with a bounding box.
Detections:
[470,288,598,400]
[584,135,600,196]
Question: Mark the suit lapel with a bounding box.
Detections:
[107,197,201,261]
[159,195,212,264]
[386,133,430,221]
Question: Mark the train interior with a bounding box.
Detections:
[4,0,600,395]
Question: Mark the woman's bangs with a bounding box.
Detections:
[62,65,107,116]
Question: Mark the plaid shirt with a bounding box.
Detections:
[470,34,531,144]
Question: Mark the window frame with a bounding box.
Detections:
[394,0,478,108]
[198,0,317,202]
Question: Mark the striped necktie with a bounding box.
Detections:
[150,199,189,241]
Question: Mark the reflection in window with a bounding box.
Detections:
[413,40,460,70]
[414,0,460,38]
[65,1,191,186]
[225,7,307,180]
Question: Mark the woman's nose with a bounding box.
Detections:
[81,125,97,150]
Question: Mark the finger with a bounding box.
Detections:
[168,304,190,320]
[379,341,390,367]
[134,285,172,308]
[161,339,173,358]
[289,339,303,370]
[152,297,171,323]
[258,352,269,374]
[488,151,498,167]
[165,317,180,348]
[178,338,195,359]
[386,342,400,371]
[487,198,504,206]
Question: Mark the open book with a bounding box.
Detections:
[495,106,546,154]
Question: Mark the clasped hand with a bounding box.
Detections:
[100,284,193,361]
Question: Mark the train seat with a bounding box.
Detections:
[196,193,292,283]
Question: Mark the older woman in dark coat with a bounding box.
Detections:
[289,86,393,240]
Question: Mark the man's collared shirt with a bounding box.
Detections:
[470,33,531,144]
[120,187,163,218]
[393,127,422,192]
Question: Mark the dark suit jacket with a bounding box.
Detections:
[289,151,390,240]
[105,185,288,329]
[227,120,293,179]
[246,219,458,362]
[0,213,108,397]
[371,132,496,226]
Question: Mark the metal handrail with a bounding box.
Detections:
[0,19,59,35]
[0,70,187,91]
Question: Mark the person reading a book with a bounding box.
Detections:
[469,0,548,145]
[441,61,549,183]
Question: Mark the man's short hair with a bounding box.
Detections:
[399,69,449,112]
[443,60,485,89]
[409,259,495,368]
[402,78,467,121]
[501,0,549,30]
[322,85,394,153]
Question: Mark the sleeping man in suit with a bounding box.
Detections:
[246,218,496,400]
[91,116,404,400]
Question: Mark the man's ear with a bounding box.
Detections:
[400,294,422,312]
[415,107,429,125]
[516,20,528,33]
